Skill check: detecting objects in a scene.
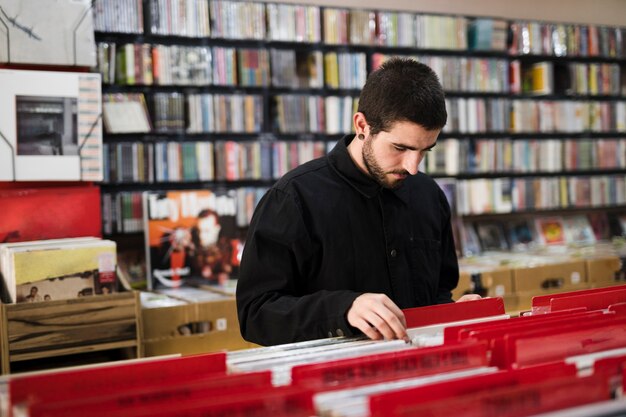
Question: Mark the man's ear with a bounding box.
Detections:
[353,112,369,137]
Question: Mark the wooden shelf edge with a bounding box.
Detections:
[9,340,139,363]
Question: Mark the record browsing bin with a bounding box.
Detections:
[0,291,142,374]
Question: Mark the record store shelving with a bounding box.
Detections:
[93,0,626,239]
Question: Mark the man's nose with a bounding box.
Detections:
[403,151,422,175]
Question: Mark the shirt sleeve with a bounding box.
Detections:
[236,187,362,346]
[435,187,459,304]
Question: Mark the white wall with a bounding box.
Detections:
[258,0,626,27]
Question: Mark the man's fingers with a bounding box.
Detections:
[347,293,408,341]
[382,297,407,328]
[352,318,382,340]
[457,294,483,302]
[376,304,407,338]
[369,309,407,340]
[363,312,396,340]
[346,293,407,340]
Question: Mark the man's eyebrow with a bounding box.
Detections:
[393,141,437,151]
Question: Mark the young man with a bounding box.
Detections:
[237,57,479,346]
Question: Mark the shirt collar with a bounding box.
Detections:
[327,135,381,199]
[327,135,412,204]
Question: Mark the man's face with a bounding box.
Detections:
[198,215,220,247]
[362,120,439,189]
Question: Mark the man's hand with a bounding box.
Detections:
[347,293,408,341]
[456,294,482,302]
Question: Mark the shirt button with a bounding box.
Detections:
[336,329,344,337]
[390,249,397,257]
[328,331,333,338]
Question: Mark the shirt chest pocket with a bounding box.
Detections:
[408,238,442,305]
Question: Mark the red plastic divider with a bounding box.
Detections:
[550,289,626,312]
[609,302,626,314]
[28,371,272,417]
[369,362,577,417]
[594,353,626,378]
[403,297,505,329]
[388,373,610,417]
[44,385,315,417]
[507,318,626,368]
[459,311,612,367]
[291,342,487,389]
[531,284,626,314]
[443,309,602,344]
[593,353,626,395]
[8,352,226,412]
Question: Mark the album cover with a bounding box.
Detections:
[458,221,482,257]
[0,69,103,181]
[1,238,116,303]
[143,189,243,290]
[535,216,566,245]
[586,212,610,241]
[0,185,101,243]
[562,215,596,244]
[505,218,538,251]
[475,222,509,252]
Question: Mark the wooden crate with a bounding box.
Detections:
[0,291,142,374]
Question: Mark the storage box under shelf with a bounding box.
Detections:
[0,291,142,374]
[142,297,257,357]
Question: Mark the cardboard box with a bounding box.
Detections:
[513,286,593,312]
[586,256,624,288]
[512,260,589,311]
[512,260,587,294]
[500,294,520,314]
[454,267,514,300]
[455,264,518,313]
[141,297,257,357]
[144,334,258,357]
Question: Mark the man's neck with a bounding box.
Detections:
[346,134,369,176]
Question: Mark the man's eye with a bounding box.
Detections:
[393,146,405,151]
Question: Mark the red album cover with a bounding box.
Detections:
[143,189,243,290]
[0,185,101,243]
[534,216,566,245]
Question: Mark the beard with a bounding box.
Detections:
[362,135,409,189]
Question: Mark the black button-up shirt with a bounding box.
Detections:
[236,135,459,346]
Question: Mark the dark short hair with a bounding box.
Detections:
[357,57,447,134]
